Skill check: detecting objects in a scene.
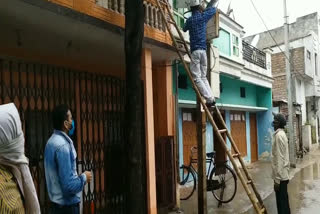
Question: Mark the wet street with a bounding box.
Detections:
[179,147,320,214]
[246,156,320,214]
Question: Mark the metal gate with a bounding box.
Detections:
[0,58,127,213]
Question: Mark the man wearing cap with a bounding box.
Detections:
[271,113,291,214]
[183,0,217,107]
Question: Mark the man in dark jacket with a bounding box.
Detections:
[183,0,217,107]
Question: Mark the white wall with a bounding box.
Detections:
[304,34,317,79]
[295,78,307,123]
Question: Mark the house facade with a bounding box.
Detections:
[175,9,274,172]
[245,12,320,153]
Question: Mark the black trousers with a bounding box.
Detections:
[50,202,80,214]
[275,180,291,214]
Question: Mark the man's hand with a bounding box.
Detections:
[84,171,93,183]
[274,182,280,192]
[207,0,218,8]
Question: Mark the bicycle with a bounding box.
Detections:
[179,146,237,203]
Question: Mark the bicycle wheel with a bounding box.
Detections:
[179,165,196,200]
[209,163,237,203]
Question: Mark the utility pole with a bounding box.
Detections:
[283,0,296,167]
[125,0,147,213]
[197,103,207,214]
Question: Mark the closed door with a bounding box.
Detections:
[296,115,302,151]
[182,111,197,165]
[230,112,247,157]
[250,113,258,162]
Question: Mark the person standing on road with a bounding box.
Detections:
[45,104,92,214]
[271,113,291,214]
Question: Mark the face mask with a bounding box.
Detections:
[68,120,75,136]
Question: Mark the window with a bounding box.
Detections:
[182,110,195,121]
[178,75,188,89]
[183,112,193,121]
[230,112,246,121]
[307,50,311,60]
[213,29,231,56]
[240,87,246,98]
[232,35,239,57]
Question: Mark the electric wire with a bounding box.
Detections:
[249,0,318,87]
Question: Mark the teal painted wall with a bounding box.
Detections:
[257,110,273,158]
[174,64,197,101]
[213,28,231,56]
[257,86,272,108]
[218,75,272,108]
[173,65,272,109]
[219,75,257,106]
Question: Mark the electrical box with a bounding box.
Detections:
[207,11,220,40]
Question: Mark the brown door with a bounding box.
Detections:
[182,110,197,165]
[250,113,258,162]
[230,111,247,157]
[155,137,175,208]
[296,114,302,151]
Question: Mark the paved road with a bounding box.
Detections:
[245,156,320,214]
[178,148,320,214]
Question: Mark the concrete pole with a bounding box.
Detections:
[197,106,207,214]
[283,0,296,166]
[196,42,212,214]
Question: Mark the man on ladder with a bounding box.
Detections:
[183,0,217,108]
[155,0,268,212]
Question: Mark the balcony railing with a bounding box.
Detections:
[242,41,266,69]
[96,0,125,14]
[96,0,166,32]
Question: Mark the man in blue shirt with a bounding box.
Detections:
[45,105,92,214]
[183,0,217,107]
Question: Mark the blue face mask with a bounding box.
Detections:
[69,120,75,136]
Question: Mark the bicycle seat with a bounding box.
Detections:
[206,151,216,158]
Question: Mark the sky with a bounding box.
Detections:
[217,0,320,36]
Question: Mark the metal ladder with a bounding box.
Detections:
[154,0,267,213]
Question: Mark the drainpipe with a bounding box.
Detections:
[175,60,181,208]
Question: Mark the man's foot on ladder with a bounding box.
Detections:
[205,100,216,109]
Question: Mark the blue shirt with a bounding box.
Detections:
[183,7,216,53]
[44,130,86,205]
